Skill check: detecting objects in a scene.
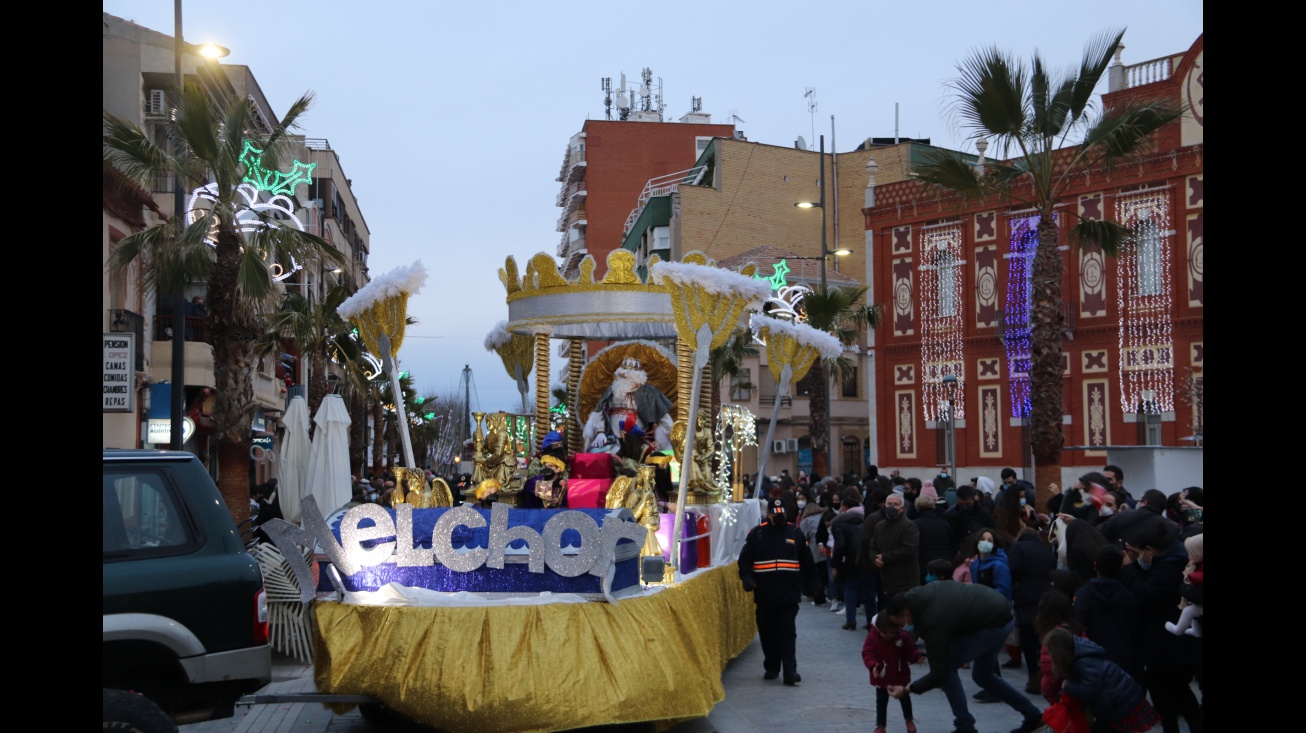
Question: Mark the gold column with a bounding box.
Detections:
[567,337,584,455]
[676,340,693,422]
[534,330,551,452]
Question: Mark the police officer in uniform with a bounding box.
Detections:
[738,497,815,685]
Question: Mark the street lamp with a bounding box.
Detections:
[793,135,852,477]
[170,1,228,451]
[942,374,958,485]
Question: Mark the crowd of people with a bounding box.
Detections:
[740,464,1204,733]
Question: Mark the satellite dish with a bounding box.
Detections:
[616,92,629,110]
[795,135,807,151]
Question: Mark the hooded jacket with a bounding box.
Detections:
[830,505,865,574]
[1073,576,1140,678]
[970,548,1013,600]
[1062,636,1148,724]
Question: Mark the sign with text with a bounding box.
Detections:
[103,333,135,413]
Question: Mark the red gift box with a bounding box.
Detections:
[572,452,613,480]
[566,478,610,508]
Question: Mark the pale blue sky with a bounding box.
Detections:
[103,1,1203,414]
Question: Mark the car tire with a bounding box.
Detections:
[103,688,178,733]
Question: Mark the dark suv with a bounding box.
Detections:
[103,450,271,725]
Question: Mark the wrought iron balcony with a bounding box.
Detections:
[109,309,146,373]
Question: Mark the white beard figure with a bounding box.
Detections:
[583,367,674,453]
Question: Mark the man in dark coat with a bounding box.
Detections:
[1075,543,1141,681]
[1120,525,1203,733]
[865,493,920,599]
[883,582,1045,733]
[739,497,815,686]
[1006,528,1056,692]
[912,489,953,584]
[942,485,995,556]
[1097,489,1179,547]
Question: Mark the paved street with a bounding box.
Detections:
[182,600,1202,733]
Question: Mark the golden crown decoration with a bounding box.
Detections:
[619,357,643,371]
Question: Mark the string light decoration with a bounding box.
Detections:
[918,223,966,420]
[1116,190,1175,414]
[715,404,758,500]
[185,142,317,283]
[1003,215,1040,418]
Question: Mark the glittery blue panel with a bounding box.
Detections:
[330,507,640,595]
[338,556,640,594]
[331,507,615,550]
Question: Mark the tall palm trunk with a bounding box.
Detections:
[1029,214,1065,505]
[349,390,367,478]
[306,351,330,418]
[800,366,830,478]
[208,230,258,522]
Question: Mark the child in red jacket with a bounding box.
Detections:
[863,612,923,733]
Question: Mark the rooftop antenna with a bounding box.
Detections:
[601,77,613,120]
[615,73,630,120]
[804,88,817,149]
[729,109,745,125]
[656,76,665,118]
[690,96,702,113]
[795,135,807,151]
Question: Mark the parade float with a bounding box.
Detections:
[257,250,808,732]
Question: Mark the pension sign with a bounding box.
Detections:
[103,333,135,413]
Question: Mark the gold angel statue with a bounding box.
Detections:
[671,412,716,493]
[472,412,519,496]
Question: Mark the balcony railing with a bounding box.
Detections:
[1125,56,1172,88]
[154,313,213,344]
[109,309,146,373]
[758,395,793,407]
[622,166,704,239]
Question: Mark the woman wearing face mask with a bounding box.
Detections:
[817,489,843,612]
[798,497,828,606]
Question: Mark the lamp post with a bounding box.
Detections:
[170,0,228,451]
[942,374,958,483]
[794,135,851,477]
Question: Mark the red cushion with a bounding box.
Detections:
[566,478,610,508]
[572,452,614,480]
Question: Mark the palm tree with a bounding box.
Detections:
[912,28,1182,501]
[797,285,882,478]
[104,83,344,522]
[255,280,359,420]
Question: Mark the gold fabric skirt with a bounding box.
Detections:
[311,564,756,732]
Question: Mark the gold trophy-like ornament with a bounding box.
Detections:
[338,261,428,479]
[651,255,770,573]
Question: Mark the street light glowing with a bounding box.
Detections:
[830,248,852,256]
[195,43,230,59]
[794,201,821,209]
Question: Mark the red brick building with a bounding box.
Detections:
[862,35,1203,485]
[554,114,734,279]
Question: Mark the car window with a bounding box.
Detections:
[103,468,194,556]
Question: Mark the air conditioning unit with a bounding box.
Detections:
[771,440,787,454]
[785,438,800,452]
[148,89,167,117]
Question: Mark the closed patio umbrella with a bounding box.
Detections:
[278,396,311,524]
[306,394,352,515]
